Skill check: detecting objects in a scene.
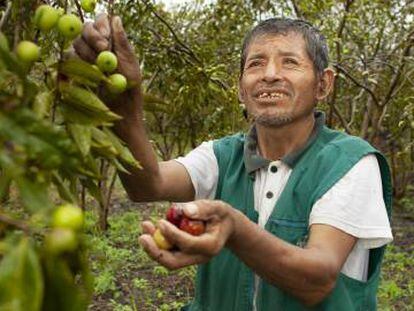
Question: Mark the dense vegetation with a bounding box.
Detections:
[0,0,413,310]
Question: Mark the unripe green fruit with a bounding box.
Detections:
[34,5,60,31]
[107,73,127,94]
[52,203,84,231]
[15,41,40,63]
[45,228,77,254]
[81,0,97,13]
[96,51,118,73]
[57,14,83,39]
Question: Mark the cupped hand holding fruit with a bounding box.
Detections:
[139,200,238,270]
[73,14,142,116]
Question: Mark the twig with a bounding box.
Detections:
[73,0,85,23]
[381,39,413,107]
[0,1,12,31]
[0,213,29,234]
[105,169,117,212]
[334,64,380,107]
[142,0,201,64]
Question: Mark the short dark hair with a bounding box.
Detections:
[240,18,329,77]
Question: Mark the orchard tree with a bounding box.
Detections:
[0,1,139,309]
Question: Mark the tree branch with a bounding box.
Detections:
[0,1,12,31]
[0,213,29,234]
[382,36,413,107]
[334,64,380,107]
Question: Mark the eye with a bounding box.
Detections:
[246,60,262,68]
[284,58,298,65]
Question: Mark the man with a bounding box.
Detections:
[74,16,393,310]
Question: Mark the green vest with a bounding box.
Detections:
[187,125,392,311]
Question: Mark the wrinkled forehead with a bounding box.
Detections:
[245,31,309,59]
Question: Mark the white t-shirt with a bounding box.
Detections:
[175,141,393,281]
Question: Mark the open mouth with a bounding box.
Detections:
[257,92,288,100]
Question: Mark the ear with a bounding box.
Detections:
[238,79,246,103]
[316,68,335,101]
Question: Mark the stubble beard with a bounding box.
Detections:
[249,106,295,127]
[253,112,294,127]
[249,104,315,127]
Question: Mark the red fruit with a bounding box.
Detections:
[166,203,183,227]
[179,217,206,236]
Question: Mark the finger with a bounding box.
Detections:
[111,16,134,55]
[73,37,97,63]
[183,200,229,221]
[159,219,221,256]
[82,22,110,52]
[141,221,156,235]
[138,234,207,270]
[94,13,111,39]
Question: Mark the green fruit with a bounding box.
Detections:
[57,14,83,39]
[15,41,40,63]
[107,73,127,94]
[34,5,60,31]
[0,32,10,51]
[52,203,84,231]
[45,228,78,254]
[96,51,118,73]
[81,0,97,13]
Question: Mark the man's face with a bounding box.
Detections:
[239,32,320,127]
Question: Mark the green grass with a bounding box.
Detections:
[85,202,195,311]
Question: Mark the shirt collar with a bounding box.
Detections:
[243,111,326,174]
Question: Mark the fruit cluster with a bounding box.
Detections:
[15,2,127,94]
[153,203,206,250]
[96,51,128,94]
[45,203,84,255]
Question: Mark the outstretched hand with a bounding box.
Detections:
[138,200,241,270]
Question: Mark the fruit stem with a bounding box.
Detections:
[73,0,85,23]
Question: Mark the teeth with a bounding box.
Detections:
[258,92,285,99]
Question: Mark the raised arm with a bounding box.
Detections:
[73,14,194,202]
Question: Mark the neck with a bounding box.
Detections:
[255,114,316,161]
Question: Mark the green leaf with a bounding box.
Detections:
[67,124,92,157]
[0,170,12,202]
[15,176,52,212]
[59,59,108,84]
[0,39,25,77]
[59,104,119,127]
[80,178,103,205]
[51,173,76,203]
[103,128,141,169]
[0,32,10,51]
[59,82,120,117]
[42,251,92,311]
[0,237,43,311]
[32,91,53,118]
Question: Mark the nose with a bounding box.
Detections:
[262,60,282,83]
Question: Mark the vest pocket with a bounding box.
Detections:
[268,218,309,246]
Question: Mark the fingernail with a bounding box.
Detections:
[113,16,123,30]
[184,202,198,217]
